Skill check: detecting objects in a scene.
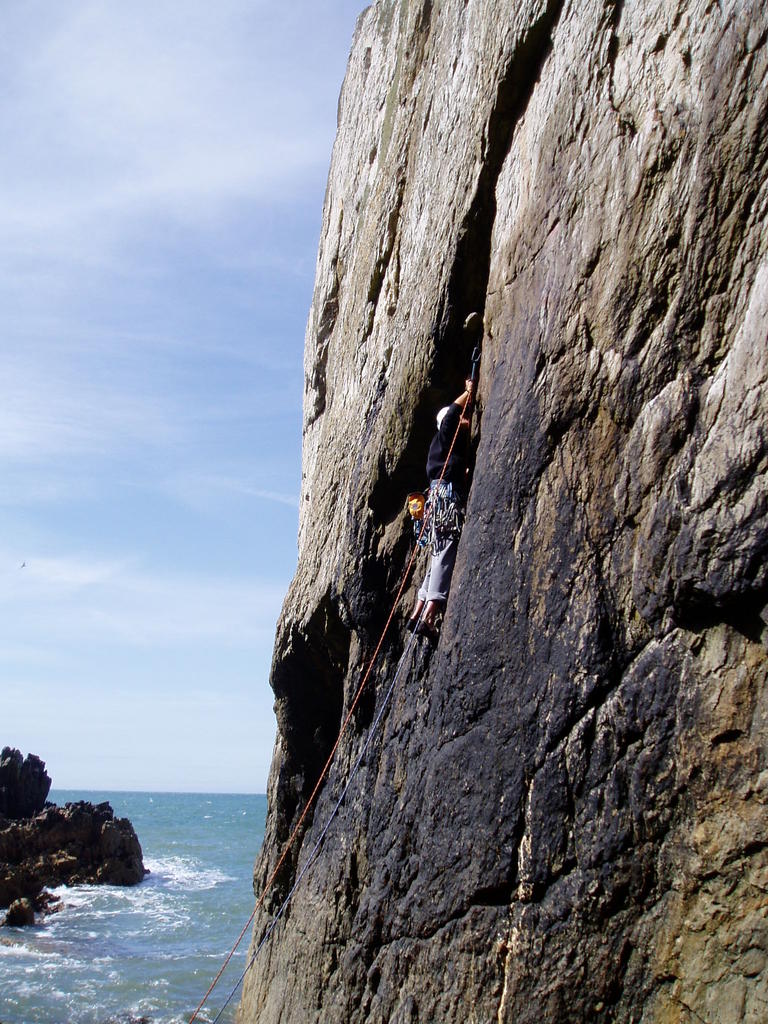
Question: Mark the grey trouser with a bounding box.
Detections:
[417,536,458,603]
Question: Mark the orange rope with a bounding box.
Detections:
[189,386,473,1023]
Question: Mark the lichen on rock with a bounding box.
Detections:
[240,1,768,1021]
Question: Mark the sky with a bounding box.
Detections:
[1,0,370,793]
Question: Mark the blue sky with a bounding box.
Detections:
[1,1,370,793]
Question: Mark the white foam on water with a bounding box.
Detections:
[0,939,50,959]
[48,883,96,908]
[0,793,261,1024]
[1,934,83,974]
[145,855,235,891]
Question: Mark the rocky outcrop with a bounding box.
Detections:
[240,1,768,1022]
[0,752,146,923]
[0,800,146,918]
[3,897,36,927]
[0,748,51,820]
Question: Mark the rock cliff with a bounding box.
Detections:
[240,1,768,1022]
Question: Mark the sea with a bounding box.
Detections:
[0,790,267,1024]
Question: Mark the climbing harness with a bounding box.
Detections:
[189,348,481,1024]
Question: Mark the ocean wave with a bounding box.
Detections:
[0,939,52,960]
[47,883,97,908]
[43,882,190,938]
[0,793,257,1024]
[145,855,236,891]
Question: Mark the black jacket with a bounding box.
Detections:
[425,403,468,491]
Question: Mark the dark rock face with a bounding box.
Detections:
[0,801,146,913]
[3,897,35,927]
[0,748,51,820]
[0,749,146,920]
[240,1,768,1022]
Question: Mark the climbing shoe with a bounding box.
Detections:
[416,621,439,643]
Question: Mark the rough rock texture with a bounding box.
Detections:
[240,1,768,1022]
[0,748,51,820]
[3,897,36,927]
[0,801,146,913]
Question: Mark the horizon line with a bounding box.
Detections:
[49,786,268,797]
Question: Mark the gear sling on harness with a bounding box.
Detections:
[413,479,464,550]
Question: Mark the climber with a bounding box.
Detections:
[407,377,474,640]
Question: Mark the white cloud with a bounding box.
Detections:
[165,472,299,511]
[11,553,127,591]
[0,548,286,648]
[0,346,185,463]
[0,0,364,791]
[0,0,334,474]
[0,0,339,264]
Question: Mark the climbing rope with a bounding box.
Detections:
[189,380,475,1024]
[209,618,425,1022]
